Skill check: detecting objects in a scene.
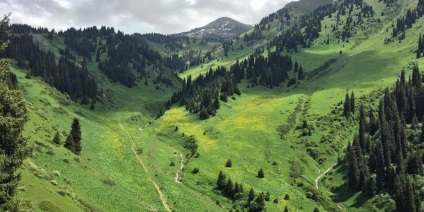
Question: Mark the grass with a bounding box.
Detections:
[11,0,424,211]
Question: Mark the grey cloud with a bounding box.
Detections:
[0,0,292,34]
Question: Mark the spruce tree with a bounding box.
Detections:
[225,159,232,167]
[257,168,264,178]
[0,15,32,210]
[225,178,234,197]
[265,191,271,201]
[255,192,266,211]
[297,65,304,80]
[68,118,82,155]
[344,93,351,117]
[64,134,75,153]
[52,131,61,146]
[217,171,226,190]
[359,104,366,151]
[248,188,255,202]
[350,91,355,113]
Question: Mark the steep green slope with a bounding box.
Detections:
[148,0,424,211]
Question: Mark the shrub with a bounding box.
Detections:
[192,167,199,174]
[102,177,116,186]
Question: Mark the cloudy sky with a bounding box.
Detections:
[0,0,293,34]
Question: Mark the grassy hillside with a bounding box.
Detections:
[7,0,424,211]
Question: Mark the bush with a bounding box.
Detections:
[102,177,116,186]
[192,167,199,174]
[170,161,175,166]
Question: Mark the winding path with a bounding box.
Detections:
[315,163,337,190]
[119,122,171,212]
[174,153,184,183]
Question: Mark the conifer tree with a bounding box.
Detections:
[359,104,366,151]
[350,91,355,113]
[217,171,226,190]
[225,178,234,197]
[70,118,82,155]
[0,15,32,210]
[257,168,265,178]
[248,188,255,202]
[52,131,61,146]
[254,192,266,211]
[344,93,351,117]
[64,134,75,153]
[297,65,304,80]
[225,159,232,167]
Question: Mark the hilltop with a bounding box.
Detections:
[176,17,252,39]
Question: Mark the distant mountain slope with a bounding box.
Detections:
[176,17,252,39]
[284,0,334,12]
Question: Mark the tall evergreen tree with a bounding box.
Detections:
[64,134,75,153]
[52,131,61,146]
[248,188,255,202]
[359,104,367,151]
[350,91,356,113]
[344,92,351,117]
[64,118,82,155]
[217,171,227,190]
[0,15,31,210]
[70,118,82,155]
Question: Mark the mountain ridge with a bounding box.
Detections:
[175,16,252,39]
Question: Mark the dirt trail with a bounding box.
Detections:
[119,122,171,212]
[174,153,184,183]
[315,163,337,190]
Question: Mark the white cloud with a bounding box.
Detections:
[0,0,292,34]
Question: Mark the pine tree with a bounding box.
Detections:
[225,178,234,197]
[199,106,209,120]
[225,159,232,167]
[265,191,271,201]
[344,92,351,117]
[68,118,82,155]
[257,168,265,178]
[248,188,255,202]
[52,131,61,146]
[347,143,361,189]
[298,65,304,80]
[359,104,366,151]
[217,171,226,190]
[255,192,266,211]
[0,15,32,210]
[64,134,75,152]
[350,91,355,113]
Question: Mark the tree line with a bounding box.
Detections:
[392,0,424,40]
[2,33,97,103]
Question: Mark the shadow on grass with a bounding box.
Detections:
[330,163,372,209]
